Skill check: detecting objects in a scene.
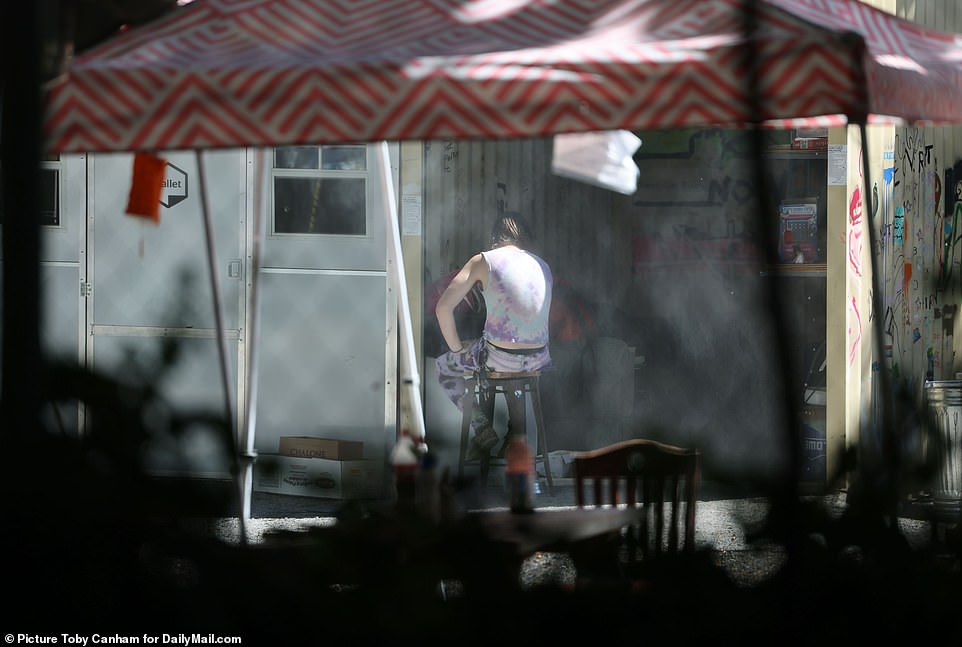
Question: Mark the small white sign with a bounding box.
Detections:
[402,194,422,235]
[161,162,189,208]
[828,145,847,186]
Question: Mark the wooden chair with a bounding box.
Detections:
[571,439,700,583]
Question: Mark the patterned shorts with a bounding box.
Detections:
[435,338,551,410]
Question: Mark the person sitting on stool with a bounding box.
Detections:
[435,211,553,460]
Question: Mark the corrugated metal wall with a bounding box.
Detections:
[421,138,650,456]
[891,1,962,381]
[421,133,796,476]
[897,0,962,180]
[419,3,962,474]
[896,0,962,26]
[423,138,631,315]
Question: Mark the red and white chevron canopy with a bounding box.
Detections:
[43,0,962,153]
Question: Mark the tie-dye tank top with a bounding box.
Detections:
[481,245,552,346]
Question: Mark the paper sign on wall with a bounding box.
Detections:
[828,144,847,186]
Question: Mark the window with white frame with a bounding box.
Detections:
[271,145,367,236]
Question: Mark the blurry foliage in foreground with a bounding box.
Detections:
[0,342,959,643]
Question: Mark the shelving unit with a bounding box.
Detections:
[765,146,829,483]
[762,263,827,277]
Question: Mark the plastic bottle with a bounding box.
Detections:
[390,429,420,507]
[415,450,441,522]
[505,435,535,514]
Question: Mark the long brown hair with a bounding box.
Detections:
[489,211,532,249]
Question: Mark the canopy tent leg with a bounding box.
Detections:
[238,148,269,533]
[377,142,426,443]
[858,122,899,513]
[195,151,245,544]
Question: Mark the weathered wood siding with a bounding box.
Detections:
[418,4,962,479]
[422,134,793,479]
[423,138,631,309]
[886,1,962,381]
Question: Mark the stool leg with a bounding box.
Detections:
[530,377,553,495]
[458,377,476,481]
[477,383,497,489]
[505,380,527,443]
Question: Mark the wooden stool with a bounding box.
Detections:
[458,369,554,495]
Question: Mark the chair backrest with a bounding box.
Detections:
[573,439,700,557]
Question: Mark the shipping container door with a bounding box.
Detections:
[88,150,246,478]
[44,155,88,434]
[255,144,395,465]
[0,154,88,433]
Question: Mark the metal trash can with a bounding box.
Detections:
[923,380,962,516]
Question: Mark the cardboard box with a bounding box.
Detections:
[278,436,364,460]
[254,454,383,499]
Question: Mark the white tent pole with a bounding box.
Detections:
[195,150,244,543]
[376,141,426,442]
[239,148,269,533]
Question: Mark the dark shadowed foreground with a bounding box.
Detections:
[2,361,960,646]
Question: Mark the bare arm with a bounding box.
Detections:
[435,253,488,353]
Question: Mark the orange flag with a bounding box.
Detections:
[125,152,166,222]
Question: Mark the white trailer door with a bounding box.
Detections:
[0,154,88,433]
[42,155,88,434]
[88,150,246,477]
[254,144,395,465]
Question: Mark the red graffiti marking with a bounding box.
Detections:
[849,296,862,367]
[849,187,864,277]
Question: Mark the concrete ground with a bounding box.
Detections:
[201,479,949,590]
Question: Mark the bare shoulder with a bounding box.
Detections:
[468,253,490,284]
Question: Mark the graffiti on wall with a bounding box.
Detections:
[943,161,962,293]
[633,129,770,208]
[849,186,864,278]
[847,295,861,369]
[847,148,865,367]
[882,128,958,382]
[630,130,765,271]
[876,150,905,370]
